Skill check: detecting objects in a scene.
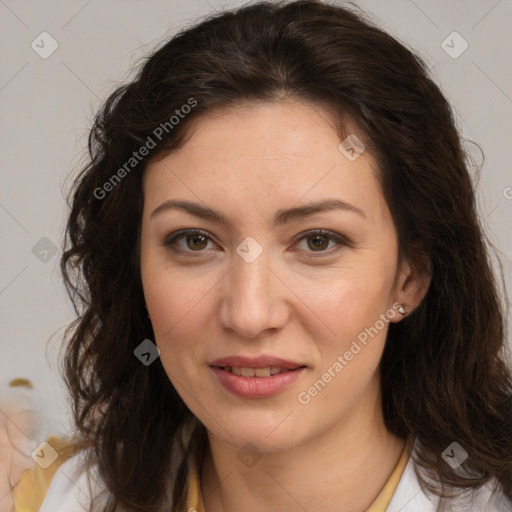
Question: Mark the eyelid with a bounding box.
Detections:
[162,228,350,255]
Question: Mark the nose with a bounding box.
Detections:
[219,249,289,339]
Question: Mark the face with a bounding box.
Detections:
[140,100,414,453]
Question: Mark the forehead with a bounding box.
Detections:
[151,99,362,166]
[142,100,387,226]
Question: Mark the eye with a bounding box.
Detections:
[162,228,349,257]
[163,229,215,255]
[293,230,348,255]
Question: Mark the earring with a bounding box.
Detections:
[397,304,406,315]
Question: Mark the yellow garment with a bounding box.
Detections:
[10,436,78,512]
[365,437,413,511]
[186,437,413,512]
[11,435,412,511]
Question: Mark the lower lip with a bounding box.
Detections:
[211,367,306,398]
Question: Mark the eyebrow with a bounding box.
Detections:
[149,198,366,227]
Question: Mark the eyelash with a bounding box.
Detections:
[162,229,349,257]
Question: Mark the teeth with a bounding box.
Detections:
[240,367,255,377]
[226,366,284,377]
[254,367,271,377]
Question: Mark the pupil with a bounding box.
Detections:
[309,235,328,250]
[188,234,207,250]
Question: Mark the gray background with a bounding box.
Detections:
[1,0,511,441]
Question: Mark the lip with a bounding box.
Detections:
[209,355,304,370]
[209,354,307,399]
[211,366,306,398]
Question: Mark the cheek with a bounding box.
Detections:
[297,278,392,415]
[302,264,394,349]
[141,260,218,355]
[142,268,210,398]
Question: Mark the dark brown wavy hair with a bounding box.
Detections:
[60,1,512,510]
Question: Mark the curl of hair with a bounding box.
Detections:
[60,1,512,510]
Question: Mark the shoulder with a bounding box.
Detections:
[11,437,110,512]
[12,419,200,511]
[387,439,512,512]
[469,480,512,512]
[10,436,81,512]
[38,449,111,512]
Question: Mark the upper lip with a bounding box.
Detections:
[210,355,305,370]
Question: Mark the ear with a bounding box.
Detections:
[389,255,432,322]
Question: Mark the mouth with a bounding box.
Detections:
[213,365,305,377]
[209,355,306,372]
[209,357,307,398]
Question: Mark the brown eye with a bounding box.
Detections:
[186,233,208,251]
[307,234,330,251]
[294,230,348,255]
[163,229,214,254]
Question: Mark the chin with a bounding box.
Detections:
[207,414,305,454]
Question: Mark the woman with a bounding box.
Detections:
[12,1,512,510]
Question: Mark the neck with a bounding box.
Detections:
[200,387,407,512]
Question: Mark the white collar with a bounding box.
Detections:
[387,439,511,512]
[40,438,511,511]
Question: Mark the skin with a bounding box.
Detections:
[140,99,430,512]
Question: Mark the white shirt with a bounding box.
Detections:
[40,441,512,511]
